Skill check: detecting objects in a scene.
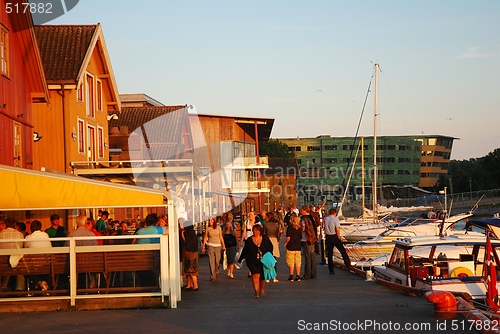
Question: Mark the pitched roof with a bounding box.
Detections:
[110,106,191,160]
[34,25,97,82]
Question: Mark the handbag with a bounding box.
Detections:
[223,251,228,270]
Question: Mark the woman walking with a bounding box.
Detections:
[223,220,238,279]
[202,217,226,282]
[284,214,302,282]
[181,221,199,291]
[238,224,273,298]
[263,211,281,283]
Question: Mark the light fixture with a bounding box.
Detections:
[71,131,77,141]
[107,113,119,121]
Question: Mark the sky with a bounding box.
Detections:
[50,0,500,160]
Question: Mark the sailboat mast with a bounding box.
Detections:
[373,64,379,223]
[361,136,365,222]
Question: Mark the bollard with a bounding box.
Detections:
[424,291,456,319]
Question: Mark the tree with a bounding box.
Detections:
[259,139,294,158]
[445,148,500,192]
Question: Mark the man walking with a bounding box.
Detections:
[300,206,317,279]
[324,208,351,274]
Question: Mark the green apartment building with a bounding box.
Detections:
[279,135,455,206]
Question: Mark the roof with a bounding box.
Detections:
[393,233,495,248]
[195,113,274,141]
[120,93,165,107]
[35,24,96,82]
[110,106,191,160]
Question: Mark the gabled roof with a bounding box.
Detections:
[35,24,96,82]
[110,106,192,160]
[34,24,120,110]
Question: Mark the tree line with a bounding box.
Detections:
[436,148,500,194]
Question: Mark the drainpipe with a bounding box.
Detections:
[254,122,262,211]
[56,84,69,226]
[56,84,68,173]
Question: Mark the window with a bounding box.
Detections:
[96,79,102,112]
[87,125,96,161]
[289,146,301,152]
[324,145,337,151]
[13,123,21,167]
[77,81,83,102]
[1,25,8,76]
[98,126,104,158]
[307,146,320,151]
[322,158,337,164]
[77,118,85,154]
[86,73,95,117]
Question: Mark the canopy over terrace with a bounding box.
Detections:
[0,164,181,307]
[0,164,168,211]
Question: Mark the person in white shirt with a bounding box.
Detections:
[24,220,52,291]
[323,208,351,274]
[25,220,52,248]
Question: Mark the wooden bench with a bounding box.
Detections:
[0,253,67,295]
[75,250,160,292]
[0,250,160,295]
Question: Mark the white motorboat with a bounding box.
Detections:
[342,212,473,243]
[373,233,500,300]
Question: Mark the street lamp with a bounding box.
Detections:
[439,187,447,218]
[437,187,449,237]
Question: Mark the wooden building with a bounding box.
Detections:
[263,157,299,211]
[0,1,49,169]
[32,24,120,173]
[189,113,274,216]
[73,105,195,222]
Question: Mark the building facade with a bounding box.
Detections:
[280,135,455,206]
[33,24,121,174]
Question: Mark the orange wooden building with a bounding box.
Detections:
[32,24,120,173]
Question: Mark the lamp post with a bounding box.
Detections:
[439,187,447,217]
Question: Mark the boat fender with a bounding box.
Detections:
[449,266,474,278]
[424,291,456,319]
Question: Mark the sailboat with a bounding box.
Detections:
[338,64,468,243]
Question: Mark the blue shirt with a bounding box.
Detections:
[136,226,161,244]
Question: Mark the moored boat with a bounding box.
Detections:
[373,233,500,300]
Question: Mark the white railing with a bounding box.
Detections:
[0,234,179,308]
[232,180,270,191]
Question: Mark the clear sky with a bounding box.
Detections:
[50,0,500,160]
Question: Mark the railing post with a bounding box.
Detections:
[160,234,170,304]
[69,238,76,306]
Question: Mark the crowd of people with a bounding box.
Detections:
[0,211,169,292]
[179,204,352,298]
[0,204,353,298]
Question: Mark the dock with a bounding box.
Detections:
[3,238,481,334]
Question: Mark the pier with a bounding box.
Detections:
[3,238,478,334]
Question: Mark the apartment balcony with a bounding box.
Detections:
[231,180,270,194]
[225,156,269,169]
